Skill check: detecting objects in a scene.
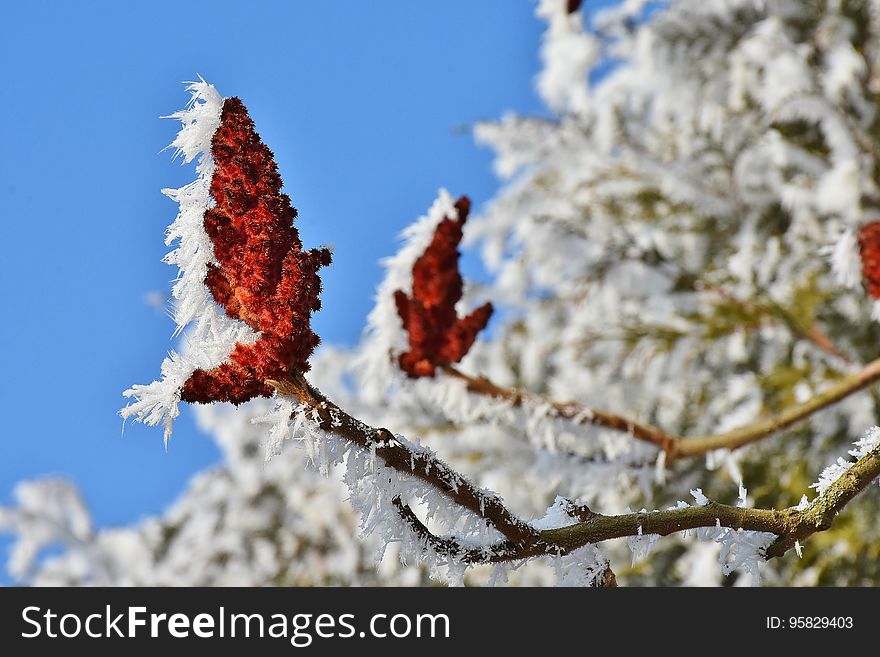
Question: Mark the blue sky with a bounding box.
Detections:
[0,1,615,563]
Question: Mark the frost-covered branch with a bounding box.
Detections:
[443,356,880,462]
[442,364,678,453]
[269,374,538,548]
[541,440,880,560]
[765,434,880,558]
[272,371,880,573]
[392,495,617,586]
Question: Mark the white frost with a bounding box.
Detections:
[811,426,880,496]
[121,79,258,444]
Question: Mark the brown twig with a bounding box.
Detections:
[441,365,678,454]
[443,357,880,462]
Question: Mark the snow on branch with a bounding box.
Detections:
[269,374,536,549]
[267,370,880,584]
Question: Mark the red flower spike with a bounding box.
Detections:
[394,196,493,378]
[858,221,880,300]
[181,97,331,405]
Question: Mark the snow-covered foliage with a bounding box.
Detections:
[5,0,880,586]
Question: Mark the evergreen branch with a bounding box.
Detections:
[626,126,852,365]
[443,357,880,462]
[708,282,849,364]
